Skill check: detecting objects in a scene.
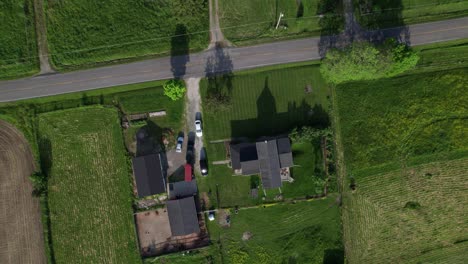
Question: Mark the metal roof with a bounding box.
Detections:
[169,181,198,200]
[256,141,282,189]
[132,154,166,197]
[166,197,200,236]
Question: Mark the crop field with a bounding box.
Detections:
[207,195,343,263]
[219,0,343,45]
[0,0,38,79]
[342,157,468,263]
[38,107,141,263]
[335,68,467,175]
[45,0,209,69]
[200,63,330,140]
[355,0,468,28]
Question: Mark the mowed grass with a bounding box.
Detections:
[201,63,330,140]
[335,68,468,175]
[342,157,468,263]
[208,195,343,263]
[219,0,343,45]
[45,0,209,69]
[355,0,468,28]
[39,107,140,263]
[0,0,38,79]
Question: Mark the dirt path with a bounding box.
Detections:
[33,0,54,74]
[0,120,46,264]
[208,0,231,48]
[184,77,203,172]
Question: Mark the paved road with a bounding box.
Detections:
[0,17,467,102]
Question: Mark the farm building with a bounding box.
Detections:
[169,181,198,200]
[230,138,293,189]
[166,196,200,236]
[132,154,166,197]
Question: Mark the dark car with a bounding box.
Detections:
[200,159,208,176]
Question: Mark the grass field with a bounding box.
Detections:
[208,195,343,263]
[0,0,38,79]
[45,0,209,69]
[335,68,467,175]
[355,0,468,28]
[201,63,330,140]
[38,107,141,263]
[342,157,468,263]
[219,0,343,45]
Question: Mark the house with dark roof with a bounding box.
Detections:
[132,154,166,198]
[230,138,294,189]
[166,196,200,236]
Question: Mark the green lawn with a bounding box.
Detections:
[282,142,326,198]
[198,63,331,207]
[355,0,468,29]
[207,195,343,264]
[0,0,38,79]
[45,0,209,69]
[219,0,343,45]
[38,107,141,263]
[335,68,467,176]
[201,63,330,140]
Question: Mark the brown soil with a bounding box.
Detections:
[0,120,46,264]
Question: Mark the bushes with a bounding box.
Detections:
[289,126,332,144]
[163,79,186,101]
[320,40,419,84]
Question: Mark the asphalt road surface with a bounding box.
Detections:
[0,17,467,102]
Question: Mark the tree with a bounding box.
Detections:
[320,40,419,84]
[163,79,186,101]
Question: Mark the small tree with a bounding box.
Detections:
[163,79,186,101]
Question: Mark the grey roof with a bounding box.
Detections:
[241,160,260,175]
[230,143,258,170]
[166,197,200,236]
[277,137,292,154]
[169,181,198,200]
[279,153,294,168]
[132,154,166,197]
[256,141,282,189]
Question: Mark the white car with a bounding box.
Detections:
[175,136,184,153]
[195,120,203,137]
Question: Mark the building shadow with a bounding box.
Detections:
[230,77,330,139]
[171,24,190,79]
[204,43,234,106]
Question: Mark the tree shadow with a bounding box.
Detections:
[317,0,410,57]
[39,137,52,176]
[135,120,164,157]
[171,24,190,79]
[230,77,330,139]
[204,43,234,108]
[323,248,344,264]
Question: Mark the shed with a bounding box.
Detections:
[166,197,200,236]
[169,181,198,200]
[132,154,166,197]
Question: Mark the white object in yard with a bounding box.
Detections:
[275,12,284,29]
[149,111,166,117]
[208,212,215,221]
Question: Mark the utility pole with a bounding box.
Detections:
[275,12,284,30]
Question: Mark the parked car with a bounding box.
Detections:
[195,120,203,137]
[176,136,184,153]
[200,159,208,176]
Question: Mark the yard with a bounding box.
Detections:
[45,0,209,69]
[207,195,343,264]
[38,107,141,263]
[0,0,38,79]
[219,0,343,45]
[198,63,331,207]
[354,0,468,29]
